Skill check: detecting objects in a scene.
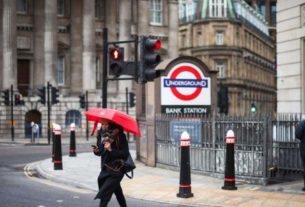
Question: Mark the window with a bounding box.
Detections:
[216,61,225,78]
[179,0,198,22]
[17,0,27,14]
[216,31,224,45]
[65,110,82,127]
[197,31,203,46]
[95,0,102,19]
[57,0,65,16]
[210,0,227,18]
[150,0,162,25]
[56,56,65,85]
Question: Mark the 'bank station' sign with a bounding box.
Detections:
[161,62,211,115]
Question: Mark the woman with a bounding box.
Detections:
[93,121,129,207]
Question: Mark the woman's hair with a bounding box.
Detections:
[108,122,123,149]
[108,122,123,132]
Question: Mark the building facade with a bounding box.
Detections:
[276,0,305,113]
[0,0,178,138]
[178,0,276,115]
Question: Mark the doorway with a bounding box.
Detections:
[24,110,41,138]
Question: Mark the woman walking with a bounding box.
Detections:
[93,121,129,207]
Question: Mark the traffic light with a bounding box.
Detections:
[2,89,10,106]
[51,86,60,105]
[218,85,228,114]
[139,36,161,83]
[79,94,85,109]
[251,103,256,113]
[37,86,46,105]
[109,47,124,77]
[15,93,25,106]
[129,92,136,108]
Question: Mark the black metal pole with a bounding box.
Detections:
[53,125,63,170]
[134,35,138,81]
[10,84,14,142]
[69,124,76,157]
[222,129,237,190]
[47,82,51,145]
[102,28,108,108]
[125,87,129,114]
[177,131,193,198]
[86,90,89,141]
[125,87,130,141]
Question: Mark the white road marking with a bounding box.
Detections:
[24,163,93,194]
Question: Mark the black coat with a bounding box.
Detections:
[296,120,305,160]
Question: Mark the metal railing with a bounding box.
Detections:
[155,113,303,185]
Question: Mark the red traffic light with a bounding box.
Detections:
[144,38,161,51]
[110,47,123,61]
[154,40,161,50]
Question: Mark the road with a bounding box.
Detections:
[0,142,188,207]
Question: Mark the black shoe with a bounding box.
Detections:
[302,187,305,191]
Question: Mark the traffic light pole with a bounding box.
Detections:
[102,28,108,108]
[10,84,14,142]
[47,82,51,144]
[86,90,89,141]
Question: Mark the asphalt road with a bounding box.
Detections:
[0,142,189,207]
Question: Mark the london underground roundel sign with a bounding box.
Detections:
[161,63,211,106]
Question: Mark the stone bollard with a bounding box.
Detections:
[222,129,237,190]
[53,123,63,170]
[177,131,194,198]
[69,123,77,157]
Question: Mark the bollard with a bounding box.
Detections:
[69,123,77,157]
[177,131,194,198]
[222,129,237,190]
[53,123,63,170]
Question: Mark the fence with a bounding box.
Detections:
[155,113,303,185]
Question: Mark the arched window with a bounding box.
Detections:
[65,110,81,127]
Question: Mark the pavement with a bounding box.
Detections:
[3,137,305,207]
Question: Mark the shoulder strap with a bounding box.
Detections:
[125,170,134,179]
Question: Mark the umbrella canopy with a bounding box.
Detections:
[85,108,141,137]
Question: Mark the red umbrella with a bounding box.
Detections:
[85,108,141,137]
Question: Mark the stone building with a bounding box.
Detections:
[276,0,305,113]
[0,0,178,138]
[178,0,276,115]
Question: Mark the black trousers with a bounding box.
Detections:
[96,170,126,207]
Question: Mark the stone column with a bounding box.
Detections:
[34,0,45,86]
[70,0,83,93]
[105,0,116,42]
[82,0,96,90]
[118,0,132,99]
[168,0,179,58]
[138,0,149,35]
[2,0,17,88]
[44,0,57,85]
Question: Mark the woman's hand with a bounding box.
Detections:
[104,142,112,152]
[92,145,100,155]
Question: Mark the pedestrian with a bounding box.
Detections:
[92,120,129,207]
[295,119,305,191]
[31,122,39,143]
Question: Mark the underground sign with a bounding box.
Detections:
[161,62,211,115]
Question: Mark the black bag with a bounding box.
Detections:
[123,153,136,179]
[296,120,305,140]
